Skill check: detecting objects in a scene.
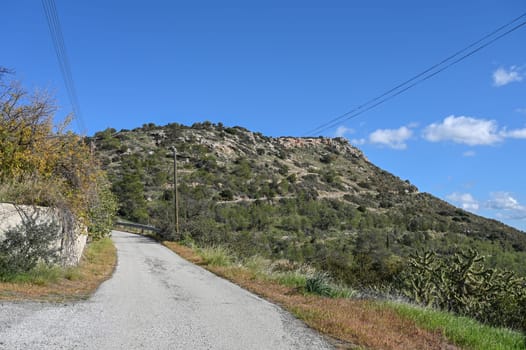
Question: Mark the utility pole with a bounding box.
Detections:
[171,146,179,237]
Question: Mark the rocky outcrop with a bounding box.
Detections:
[276,136,365,159]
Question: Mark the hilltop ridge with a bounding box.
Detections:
[90,121,526,282]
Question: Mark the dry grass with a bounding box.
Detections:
[163,241,203,264]
[0,237,117,302]
[164,241,458,350]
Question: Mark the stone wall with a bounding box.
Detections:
[0,203,87,266]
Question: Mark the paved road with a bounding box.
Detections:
[0,231,333,349]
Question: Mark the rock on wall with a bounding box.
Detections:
[0,203,87,266]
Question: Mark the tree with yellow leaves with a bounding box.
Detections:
[0,70,116,240]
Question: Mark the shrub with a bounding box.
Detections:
[219,189,234,201]
[320,153,336,164]
[88,182,118,240]
[0,220,61,278]
[305,272,333,297]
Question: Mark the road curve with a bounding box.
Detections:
[0,231,333,349]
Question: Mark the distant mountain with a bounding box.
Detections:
[90,121,526,283]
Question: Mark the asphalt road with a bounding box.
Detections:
[0,231,333,349]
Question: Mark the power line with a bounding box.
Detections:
[41,0,86,133]
[42,0,85,132]
[310,19,526,136]
[306,12,526,136]
[305,12,526,137]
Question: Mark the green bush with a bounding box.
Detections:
[219,189,234,201]
[0,220,61,279]
[88,183,118,240]
[305,272,334,297]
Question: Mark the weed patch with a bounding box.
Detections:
[0,237,116,301]
[198,246,233,267]
[271,271,307,288]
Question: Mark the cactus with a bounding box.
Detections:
[403,250,440,306]
[401,248,526,331]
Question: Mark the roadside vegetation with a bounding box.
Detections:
[0,70,117,240]
[162,240,525,350]
[0,237,116,301]
[0,69,117,291]
[389,303,526,350]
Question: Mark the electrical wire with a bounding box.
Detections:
[305,12,526,137]
[42,0,86,133]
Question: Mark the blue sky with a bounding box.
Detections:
[2,1,525,231]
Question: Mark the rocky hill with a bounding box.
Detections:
[90,121,526,283]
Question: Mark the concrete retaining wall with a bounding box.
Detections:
[0,203,87,266]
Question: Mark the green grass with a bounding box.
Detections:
[0,236,116,301]
[84,237,113,262]
[243,255,270,273]
[1,237,114,286]
[305,272,334,296]
[304,272,356,298]
[198,246,234,267]
[271,271,308,288]
[326,284,356,299]
[63,267,83,281]
[1,264,63,285]
[387,302,526,350]
[195,246,356,298]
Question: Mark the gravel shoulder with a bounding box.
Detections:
[0,231,333,349]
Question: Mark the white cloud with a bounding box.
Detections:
[486,192,526,220]
[493,66,523,87]
[515,108,526,115]
[501,128,526,139]
[359,116,525,150]
[335,126,354,138]
[423,115,502,145]
[350,138,366,146]
[369,126,413,150]
[447,192,479,212]
[487,192,522,210]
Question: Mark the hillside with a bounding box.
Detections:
[90,121,526,282]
